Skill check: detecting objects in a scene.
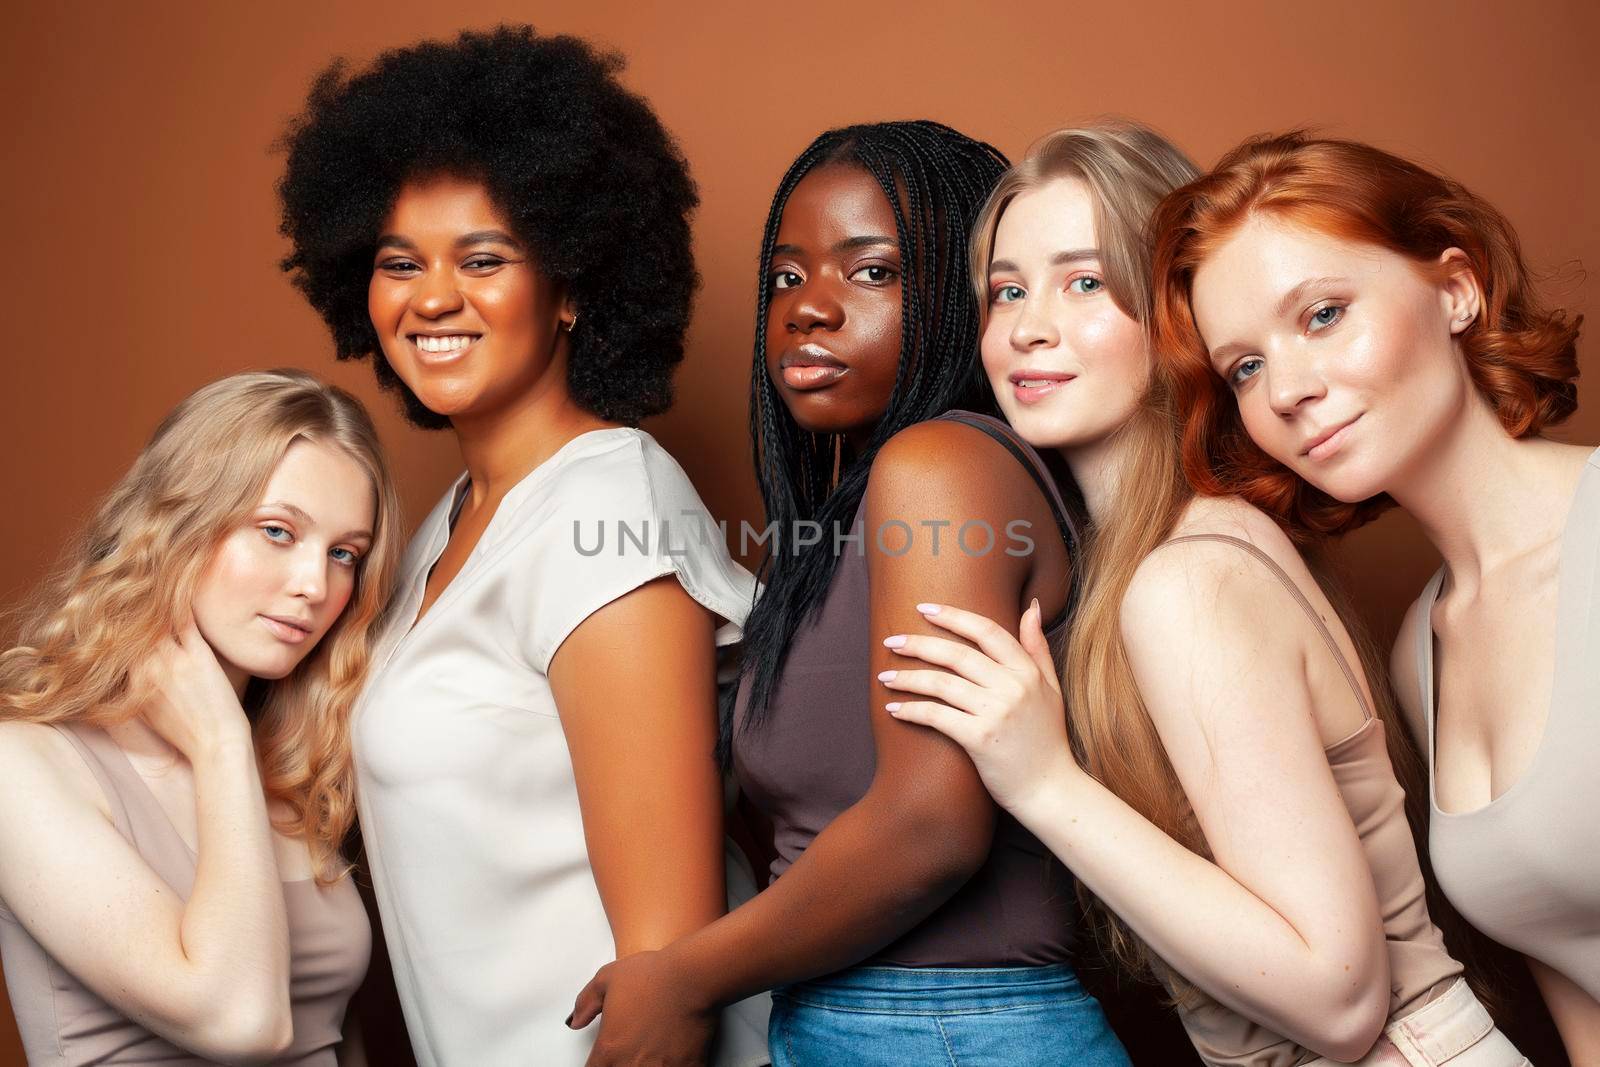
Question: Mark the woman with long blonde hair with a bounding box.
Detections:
[877,123,1525,1065]
[0,368,403,1065]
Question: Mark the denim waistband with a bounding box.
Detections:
[777,963,1085,1013]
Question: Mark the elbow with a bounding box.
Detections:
[193,992,294,1065]
[1295,969,1389,1063]
[903,805,995,896]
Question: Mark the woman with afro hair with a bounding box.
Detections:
[278,25,769,1067]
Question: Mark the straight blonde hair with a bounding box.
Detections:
[0,370,403,884]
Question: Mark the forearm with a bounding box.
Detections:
[666,794,987,1008]
[1019,771,1385,1055]
[180,731,292,1023]
[1527,956,1600,1063]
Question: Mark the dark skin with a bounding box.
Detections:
[370,175,727,960]
[569,164,1073,1065]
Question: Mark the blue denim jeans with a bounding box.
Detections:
[767,963,1131,1066]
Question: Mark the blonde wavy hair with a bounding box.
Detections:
[0,369,403,884]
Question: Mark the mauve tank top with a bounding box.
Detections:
[1408,445,1600,1001]
[0,722,370,1065]
[732,411,1081,967]
[1162,536,1463,1067]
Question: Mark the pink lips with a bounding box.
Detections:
[260,615,312,645]
[1008,370,1075,405]
[1302,415,1362,461]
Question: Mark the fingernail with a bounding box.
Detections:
[916,603,940,614]
[885,702,902,713]
[564,1014,574,1028]
[1030,597,1040,616]
[882,634,907,648]
[877,670,897,683]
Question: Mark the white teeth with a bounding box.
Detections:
[1019,380,1054,388]
[414,334,476,353]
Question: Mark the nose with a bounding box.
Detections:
[412,262,465,319]
[1009,294,1060,351]
[1267,348,1328,417]
[784,280,844,334]
[287,547,329,606]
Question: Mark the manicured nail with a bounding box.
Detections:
[877,670,897,683]
[1030,597,1040,616]
[564,1014,574,1028]
[886,702,902,713]
[883,634,907,648]
[916,603,941,614]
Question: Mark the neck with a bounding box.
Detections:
[1385,394,1576,589]
[450,362,616,506]
[1059,428,1132,528]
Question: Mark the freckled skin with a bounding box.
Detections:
[765,165,905,447]
[1188,215,1475,503]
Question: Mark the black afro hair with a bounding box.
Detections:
[277,25,699,428]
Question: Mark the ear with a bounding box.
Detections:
[1437,248,1482,335]
[558,296,578,332]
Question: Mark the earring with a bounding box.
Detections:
[564,312,579,332]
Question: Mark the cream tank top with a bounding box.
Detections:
[1161,536,1463,1067]
[0,723,370,1065]
[1408,446,1600,1000]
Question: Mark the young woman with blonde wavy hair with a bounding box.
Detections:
[1152,131,1594,1063]
[876,122,1526,1066]
[0,368,403,1065]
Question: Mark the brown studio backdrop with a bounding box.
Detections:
[1,1,1595,1064]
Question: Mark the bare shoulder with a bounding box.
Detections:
[1122,497,1308,647]
[0,720,111,817]
[867,418,1032,511]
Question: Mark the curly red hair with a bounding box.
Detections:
[1151,131,1581,538]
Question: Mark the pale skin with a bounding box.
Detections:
[0,439,376,1064]
[882,179,1396,1060]
[369,176,726,982]
[1190,214,1599,1060]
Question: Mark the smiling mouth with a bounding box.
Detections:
[408,333,482,359]
[1301,415,1362,460]
[1008,371,1075,403]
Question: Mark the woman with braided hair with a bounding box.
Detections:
[570,122,1131,1066]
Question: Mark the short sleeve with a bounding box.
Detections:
[525,431,758,674]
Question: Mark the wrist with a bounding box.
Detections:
[1009,753,1084,825]
[659,935,724,1013]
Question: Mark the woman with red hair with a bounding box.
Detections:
[1152,131,1596,1062]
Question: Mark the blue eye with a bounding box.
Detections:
[261,525,293,543]
[1229,357,1264,387]
[770,270,802,290]
[1067,276,1103,294]
[992,284,1025,304]
[330,546,360,567]
[1309,304,1344,331]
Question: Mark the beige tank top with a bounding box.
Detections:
[1408,446,1600,1001]
[1159,536,1463,1067]
[0,723,371,1065]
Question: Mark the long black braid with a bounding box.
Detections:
[721,121,1010,762]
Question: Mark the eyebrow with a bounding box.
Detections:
[1208,275,1353,366]
[1275,276,1349,319]
[771,235,899,258]
[987,248,1100,276]
[260,501,373,543]
[374,229,524,251]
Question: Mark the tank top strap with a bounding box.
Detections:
[1155,534,1372,720]
[49,722,138,840]
[933,410,1084,619]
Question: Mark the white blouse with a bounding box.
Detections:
[353,427,770,1067]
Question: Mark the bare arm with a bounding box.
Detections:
[0,634,291,1063]
[569,422,1063,1062]
[548,575,726,957]
[886,540,1390,1061]
[1527,955,1600,1063]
